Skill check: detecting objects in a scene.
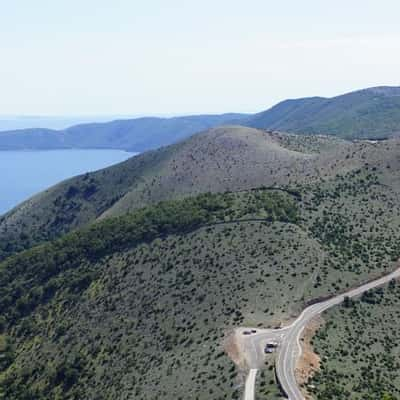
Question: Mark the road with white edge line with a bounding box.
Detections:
[240,266,400,400]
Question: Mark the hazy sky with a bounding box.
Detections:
[1,0,400,116]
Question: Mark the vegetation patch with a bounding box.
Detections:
[308,280,400,400]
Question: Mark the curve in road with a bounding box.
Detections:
[241,266,400,400]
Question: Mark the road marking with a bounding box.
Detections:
[239,266,400,400]
[296,325,305,358]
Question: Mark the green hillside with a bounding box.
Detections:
[2,123,399,263]
[246,86,400,139]
[309,281,400,400]
[3,155,400,399]
[0,189,302,400]
[0,126,314,261]
[3,127,400,399]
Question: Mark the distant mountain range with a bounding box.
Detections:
[0,114,247,152]
[0,86,399,152]
[246,86,400,138]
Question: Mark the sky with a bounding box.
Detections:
[1,0,400,116]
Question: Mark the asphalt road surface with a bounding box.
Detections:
[241,266,400,400]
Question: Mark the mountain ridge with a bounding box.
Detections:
[1,121,397,263]
[246,85,400,138]
[0,113,247,152]
[0,126,315,259]
[1,86,400,151]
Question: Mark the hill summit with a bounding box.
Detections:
[0,126,312,256]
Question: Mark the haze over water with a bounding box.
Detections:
[0,149,135,215]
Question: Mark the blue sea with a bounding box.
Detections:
[0,149,136,215]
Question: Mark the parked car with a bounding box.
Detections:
[264,341,278,353]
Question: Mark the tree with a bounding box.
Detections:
[382,392,396,400]
[343,296,353,308]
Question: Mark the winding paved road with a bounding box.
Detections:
[240,266,400,400]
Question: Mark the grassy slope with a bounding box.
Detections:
[3,157,400,399]
[4,222,318,400]
[1,125,376,264]
[0,126,312,261]
[246,87,400,139]
[309,281,400,400]
[0,190,303,400]
[0,147,169,259]
[269,131,349,154]
[99,126,312,218]
[256,364,282,399]
[3,130,400,399]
